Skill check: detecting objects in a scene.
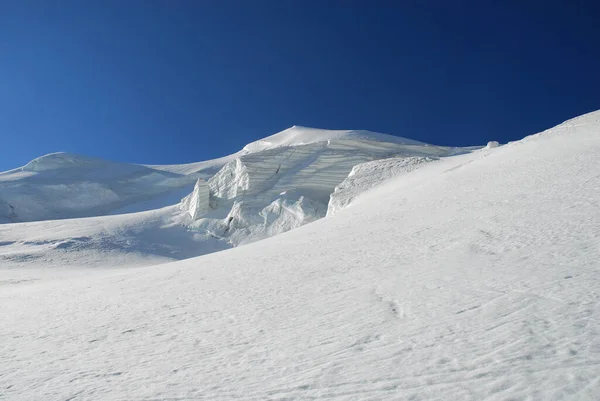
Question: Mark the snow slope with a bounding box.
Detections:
[241,125,427,152]
[0,127,465,226]
[0,127,471,258]
[144,125,423,174]
[0,205,229,269]
[1,111,599,400]
[0,153,200,223]
[327,156,437,216]
[184,134,463,246]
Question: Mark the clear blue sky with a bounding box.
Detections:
[1,1,599,170]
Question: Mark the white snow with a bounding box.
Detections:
[180,178,210,220]
[0,153,198,223]
[241,125,428,153]
[0,127,467,267]
[327,156,436,216]
[0,205,230,269]
[1,112,600,400]
[184,131,468,246]
[0,127,467,227]
[485,141,500,149]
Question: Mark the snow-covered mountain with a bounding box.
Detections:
[1,112,599,400]
[0,126,465,224]
[0,126,476,266]
[180,127,471,246]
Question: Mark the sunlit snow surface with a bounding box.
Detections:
[0,127,469,266]
[1,115,600,400]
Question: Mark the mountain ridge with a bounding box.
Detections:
[0,126,473,225]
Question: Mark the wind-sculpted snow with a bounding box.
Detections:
[241,125,428,153]
[327,156,436,216]
[1,111,599,400]
[0,153,198,222]
[0,205,230,269]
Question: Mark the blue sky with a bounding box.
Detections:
[1,1,599,170]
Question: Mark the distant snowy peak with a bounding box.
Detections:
[241,126,427,153]
[14,152,157,181]
[22,152,120,172]
[0,152,197,223]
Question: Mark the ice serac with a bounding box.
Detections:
[0,127,473,226]
[180,178,210,220]
[182,126,469,246]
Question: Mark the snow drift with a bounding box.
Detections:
[0,153,199,223]
[327,156,436,216]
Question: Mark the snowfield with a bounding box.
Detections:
[1,112,600,400]
[0,152,199,223]
[0,126,473,266]
[327,156,436,216]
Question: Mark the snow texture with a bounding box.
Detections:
[1,113,600,400]
[0,153,198,222]
[327,156,436,216]
[0,127,468,230]
[183,130,465,246]
[0,127,467,266]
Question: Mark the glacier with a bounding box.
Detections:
[182,130,471,247]
[1,112,599,400]
[0,126,477,261]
